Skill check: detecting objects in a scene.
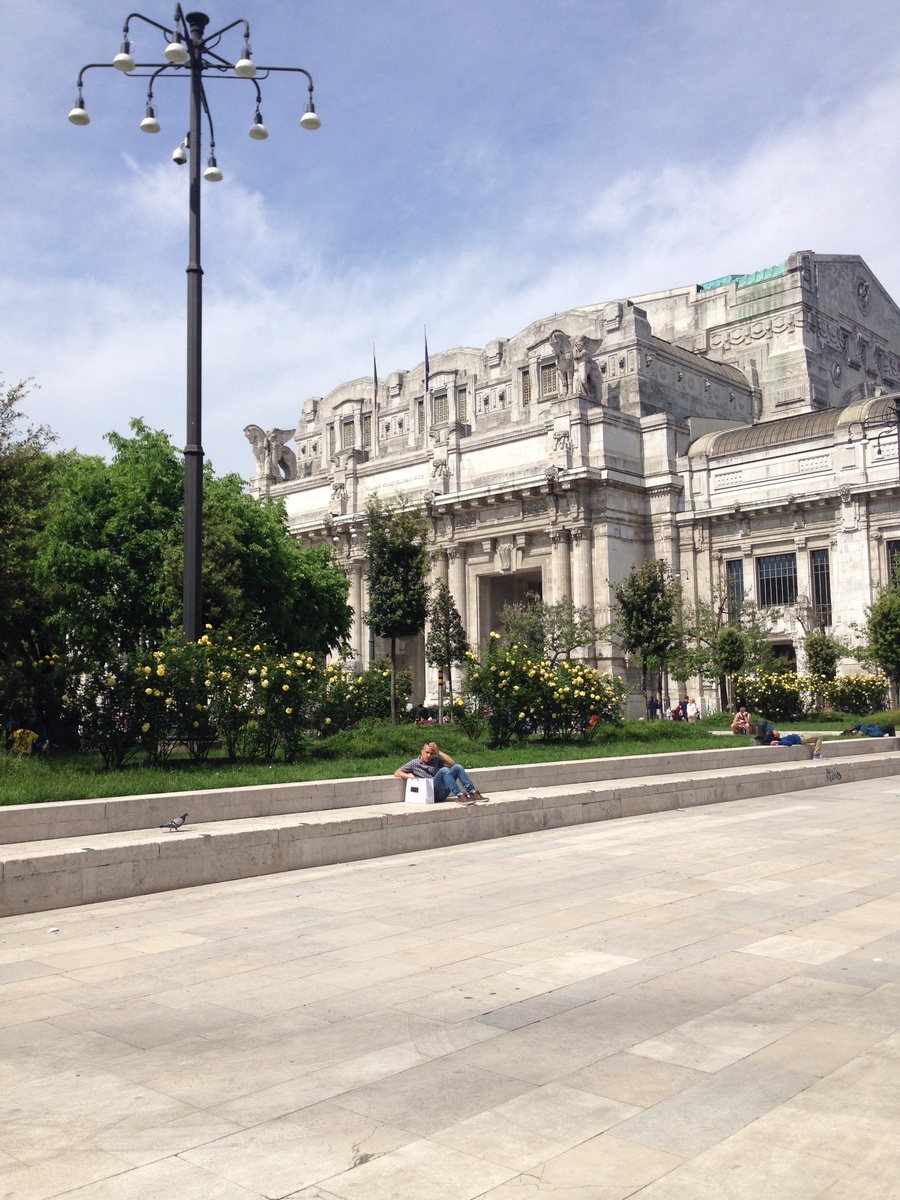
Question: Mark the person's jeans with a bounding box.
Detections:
[433,764,475,800]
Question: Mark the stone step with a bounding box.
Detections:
[0,738,889,845]
[1,745,898,917]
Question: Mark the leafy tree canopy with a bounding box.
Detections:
[37,419,350,662]
[0,379,59,656]
[496,593,599,662]
[611,560,682,672]
[865,580,900,706]
[364,495,429,721]
[425,580,469,699]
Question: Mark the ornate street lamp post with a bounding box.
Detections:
[69,5,320,642]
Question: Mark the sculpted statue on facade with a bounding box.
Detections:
[244,425,298,484]
[548,329,574,395]
[573,333,603,400]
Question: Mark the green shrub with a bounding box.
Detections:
[733,672,805,722]
[823,674,889,716]
[462,636,626,748]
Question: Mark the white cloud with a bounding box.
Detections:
[5,3,900,484]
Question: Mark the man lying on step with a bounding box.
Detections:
[395,741,489,804]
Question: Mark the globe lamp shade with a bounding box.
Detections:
[68,100,90,126]
[113,41,135,72]
[164,38,189,64]
[300,101,321,131]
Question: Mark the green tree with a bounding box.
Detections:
[364,495,430,722]
[497,594,600,662]
[38,420,351,663]
[425,580,469,703]
[865,580,900,707]
[610,559,683,711]
[0,379,58,661]
[38,423,182,662]
[164,472,351,654]
[804,630,843,681]
[716,625,746,708]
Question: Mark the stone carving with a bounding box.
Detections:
[522,498,545,519]
[548,330,574,395]
[330,482,346,502]
[545,465,560,485]
[573,333,603,400]
[798,455,829,473]
[856,278,871,313]
[431,456,450,481]
[553,429,571,452]
[805,309,847,354]
[497,542,513,572]
[244,426,298,483]
[708,309,801,351]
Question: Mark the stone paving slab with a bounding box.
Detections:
[0,774,899,1197]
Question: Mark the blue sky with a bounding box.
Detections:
[3,0,900,479]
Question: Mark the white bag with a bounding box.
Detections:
[405,776,435,804]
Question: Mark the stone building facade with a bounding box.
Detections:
[246,250,900,707]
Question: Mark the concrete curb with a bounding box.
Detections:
[1,747,898,917]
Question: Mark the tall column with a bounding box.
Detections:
[434,549,449,587]
[448,545,467,624]
[571,526,595,659]
[349,561,364,662]
[549,529,571,601]
[571,527,594,609]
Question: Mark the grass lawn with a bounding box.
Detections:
[0,720,742,807]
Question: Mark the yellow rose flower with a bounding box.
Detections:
[141,722,150,732]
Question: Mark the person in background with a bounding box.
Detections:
[686,697,699,722]
[756,728,823,758]
[731,707,752,735]
[648,695,660,720]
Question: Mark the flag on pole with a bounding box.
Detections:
[424,325,430,393]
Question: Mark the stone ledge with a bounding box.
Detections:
[1,751,897,917]
[0,738,893,845]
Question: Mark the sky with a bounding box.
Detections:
[3,0,900,481]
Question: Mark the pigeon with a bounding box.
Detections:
[161,813,188,831]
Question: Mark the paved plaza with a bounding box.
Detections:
[1,775,899,1199]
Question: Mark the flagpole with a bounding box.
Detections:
[424,324,430,434]
[372,343,379,459]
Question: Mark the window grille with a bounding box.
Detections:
[888,539,900,584]
[341,421,355,449]
[540,362,558,397]
[362,414,372,448]
[810,549,832,625]
[417,399,424,435]
[521,369,532,405]
[456,387,468,421]
[327,424,335,456]
[433,392,448,424]
[756,553,797,607]
[725,559,744,619]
